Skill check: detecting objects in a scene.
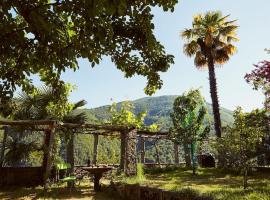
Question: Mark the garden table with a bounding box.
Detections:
[80,166,113,191]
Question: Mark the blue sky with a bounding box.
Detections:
[59,0,269,111]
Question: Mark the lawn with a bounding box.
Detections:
[0,180,118,200]
[123,167,270,200]
[2,168,270,200]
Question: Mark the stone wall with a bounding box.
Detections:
[111,183,213,200]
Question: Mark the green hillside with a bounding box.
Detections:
[70,95,234,164]
[79,95,234,130]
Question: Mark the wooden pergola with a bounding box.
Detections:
[0,120,180,187]
[0,120,58,187]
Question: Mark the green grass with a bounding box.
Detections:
[125,167,270,200]
[2,168,270,199]
[0,180,118,200]
[120,163,146,184]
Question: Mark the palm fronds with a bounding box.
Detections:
[181,11,238,67]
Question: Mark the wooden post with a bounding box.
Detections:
[154,142,160,166]
[174,143,179,165]
[120,131,126,172]
[42,124,55,189]
[93,133,99,165]
[66,132,75,170]
[0,126,8,167]
[140,137,145,164]
[66,131,75,187]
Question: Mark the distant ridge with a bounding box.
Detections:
[76,95,234,131]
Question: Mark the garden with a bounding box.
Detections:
[0,1,270,200]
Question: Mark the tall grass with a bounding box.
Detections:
[122,163,146,184]
[136,163,145,181]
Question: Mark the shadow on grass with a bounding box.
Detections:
[206,189,270,200]
[145,167,270,192]
[0,183,118,200]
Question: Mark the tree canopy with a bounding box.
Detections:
[169,89,210,171]
[213,107,267,188]
[0,0,177,106]
[169,89,210,145]
[12,84,75,120]
[245,60,270,96]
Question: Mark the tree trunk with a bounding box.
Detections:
[191,142,196,175]
[183,143,191,168]
[208,58,222,138]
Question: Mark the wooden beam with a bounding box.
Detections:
[42,124,56,189]
[60,123,129,132]
[93,134,99,165]
[139,135,168,139]
[0,120,57,126]
[137,130,169,136]
[0,126,47,132]
[0,120,169,138]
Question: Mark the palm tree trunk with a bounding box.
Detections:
[208,59,222,138]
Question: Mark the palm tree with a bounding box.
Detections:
[14,86,56,120]
[62,100,88,124]
[3,86,88,167]
[181,11,238,137]
[4,132,39,166]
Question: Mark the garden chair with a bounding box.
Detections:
[55,163,77,188]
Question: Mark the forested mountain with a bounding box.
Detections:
[77,95,234,131]
[70,95,234,165]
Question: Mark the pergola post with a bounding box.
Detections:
[140,136,145,164]
[125,128,137,176]
[93,133,99,165]
[0,126,8,167]
[154,141,160,166]
[120,131,126,172]
[174,143,179,165]
[42,124,55,189]
[66,131,75,187]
